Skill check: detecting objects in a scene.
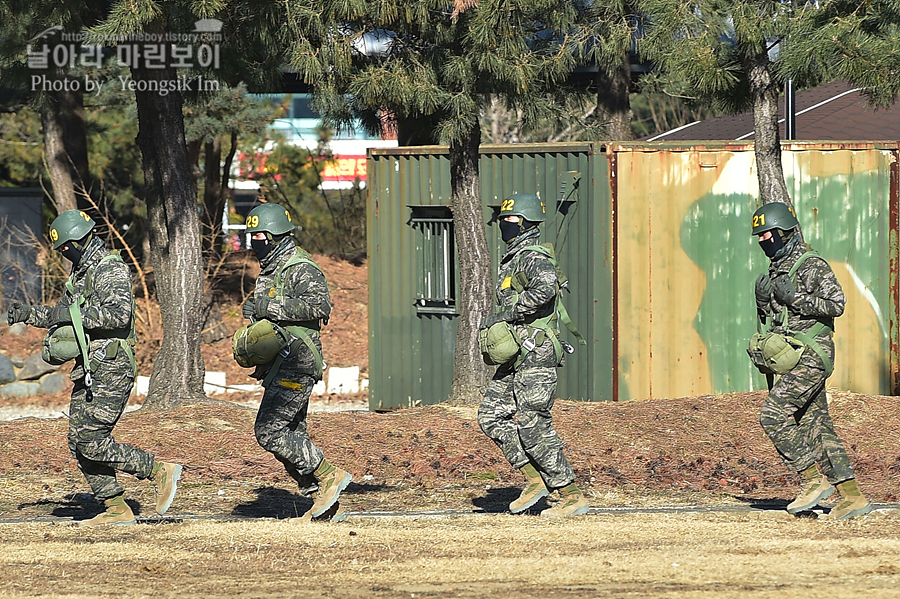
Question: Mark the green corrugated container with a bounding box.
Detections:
[366,141,900,410]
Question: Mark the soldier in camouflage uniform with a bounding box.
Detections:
[478,193,589,517]
[7,210,181,526]
[751,202,872,520]
[241,203,351,519]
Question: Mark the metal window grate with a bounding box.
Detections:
[410,207,456,315]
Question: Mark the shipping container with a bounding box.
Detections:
[366,141,899,409]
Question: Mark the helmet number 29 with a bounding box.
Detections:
[247,215,260,228]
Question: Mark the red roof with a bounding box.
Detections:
[644,80,900,142]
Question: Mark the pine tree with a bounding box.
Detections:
[637,0,900,212]
[88,0,292,407]
[286,0,597,402]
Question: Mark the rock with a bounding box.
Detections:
[17,353,59,381]
[10,355,25,368]
[39,372,69,395]
[7,323,27,336]
[0,381,42,399]
[327,366,360,394]
[0,354,15,384]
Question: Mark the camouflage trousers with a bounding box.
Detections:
[68,353,154,501]
[760,352,855,483]
[478,362,575,490]
[254,370,323,495]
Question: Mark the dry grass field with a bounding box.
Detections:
[2,511,900,598]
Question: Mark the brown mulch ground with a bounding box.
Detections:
[0,390,897,520]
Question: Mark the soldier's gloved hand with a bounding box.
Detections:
[7,302,32,326]
[48,303,72,326]
[254,296,271,319]
[772,275,797,306]
[241,297,256,320]
[481,311,512,330]
[754,273,772,312]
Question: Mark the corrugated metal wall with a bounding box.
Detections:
[613,141,899,399]
[368,141,899,409]
[367,144,613,410]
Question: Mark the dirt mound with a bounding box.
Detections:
[1,390,897,520]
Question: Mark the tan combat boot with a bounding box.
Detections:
[509,463,549,514]
[309,459,352,518]
[541,483,590,518]
[76,495,136,527]
[787,464,834,514]
[152,461,183,515]
[825,478,873,521]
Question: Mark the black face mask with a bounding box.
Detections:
[758,230,789,259]
[499,220,521,243]
[60,236,89,266]
[251,237,273,260]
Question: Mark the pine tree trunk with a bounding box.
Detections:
[597,54,634,141]
[40,82,91,214]
[747,52,794,211]
[203,137,224,258]
[448,126,492,404]
[132,61,207,408]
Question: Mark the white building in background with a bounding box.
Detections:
[225,93,398,245]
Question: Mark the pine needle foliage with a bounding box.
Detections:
[284,0,600,145]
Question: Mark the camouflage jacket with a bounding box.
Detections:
[491,228,560,368]
[761,237,845,347]
[28,236,135,378]
[254,238,331,377]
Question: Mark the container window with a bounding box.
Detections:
[410,207,457,315]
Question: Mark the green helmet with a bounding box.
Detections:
[48,210,95,249]
[499,193,547,223]
[246,204,294,236]
[751,202,799,236]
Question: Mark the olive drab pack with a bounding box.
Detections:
[481,243,586,367]
[232,249,327,387]
[232,319,290,368]
[42,325,80,365]
[747,249,835,377]
[478,321,523,365]
[41,252,137,385]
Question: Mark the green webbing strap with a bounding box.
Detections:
[555,295,586,345]
[792,323,834,378]
[261,325,324,388]
[274,251,325,300]
[509,245,585,366]
[769,249,834,377]
[66,285,93,387]
[65,253,138,385]
[261,250,327,388]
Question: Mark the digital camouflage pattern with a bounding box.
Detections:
[478,228,576,490]
[251,238,331,488]
[756,236,855,482]
[27,236,153,500]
